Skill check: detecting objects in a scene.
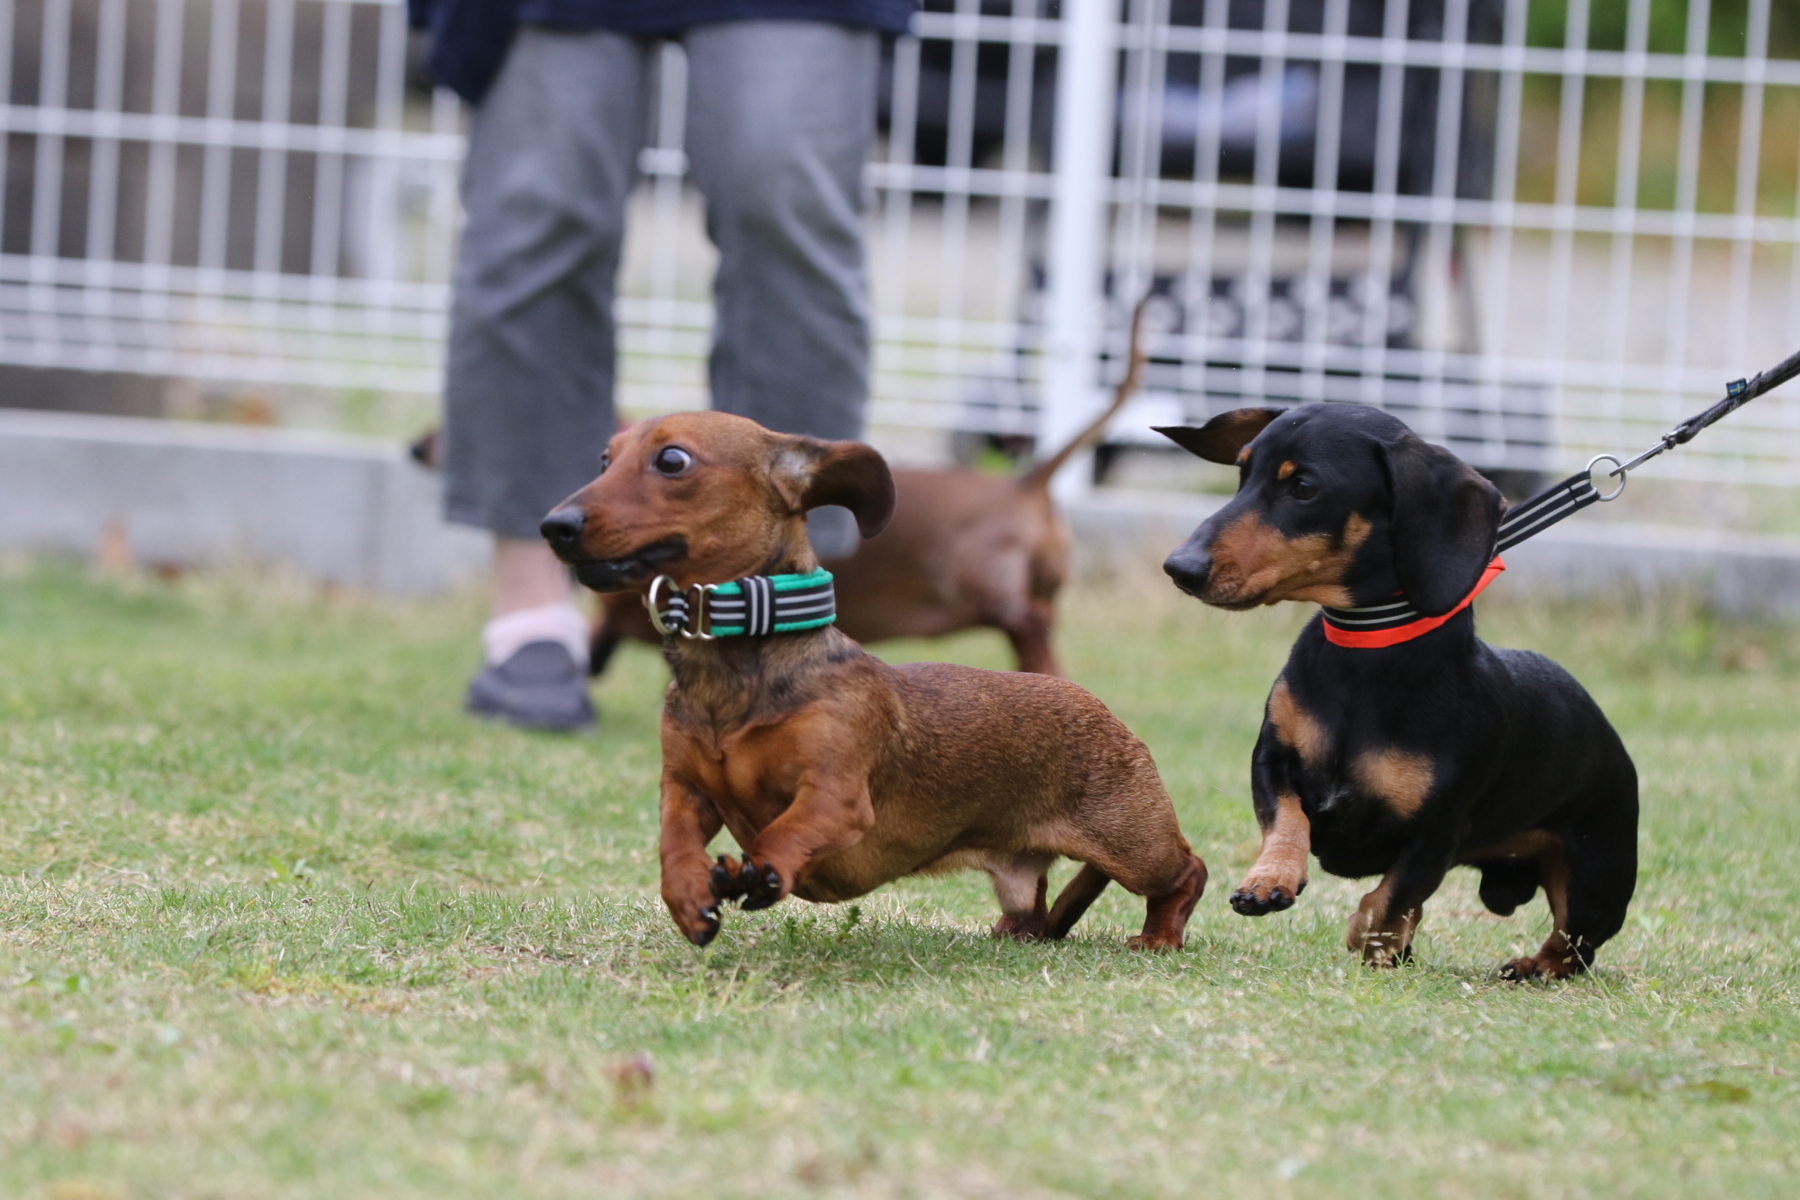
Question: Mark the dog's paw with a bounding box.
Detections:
[1229,874,1306,916]
[710,855,785,910]
[1359,941,1413,969]
[1498,952,1578,982]
[992,912,1049,942]
[1126,932,1183,952]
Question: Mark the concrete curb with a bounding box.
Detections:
[0,409,490,595]
[4,411,1798,618]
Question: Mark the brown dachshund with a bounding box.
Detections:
[540,411,1206,949]
[584,305,1152,679]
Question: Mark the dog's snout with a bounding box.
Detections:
[540,506,586,555]
[1163,545,1213,596]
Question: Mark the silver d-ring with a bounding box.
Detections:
[644,575,679,636]
[1586,453,1627,502]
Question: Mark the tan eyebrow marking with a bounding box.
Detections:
[1237,446,1253,465]
[1278,461,1297,479]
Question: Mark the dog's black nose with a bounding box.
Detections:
[540,506,585,553]
[1163,547,1213,597]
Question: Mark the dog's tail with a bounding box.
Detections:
[1019,296,1151,490]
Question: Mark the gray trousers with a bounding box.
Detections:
[444,21,878,539]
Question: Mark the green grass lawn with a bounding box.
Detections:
[2,560,1798,1200]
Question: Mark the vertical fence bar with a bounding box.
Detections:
[1113,0,1167,337]
[1177,0,1229,401]
[0,0,15,356]
[1475,0,1526,395]
[1041,0,1118,501]
[991,1,1041,367]
[1599,0,1650,443]
[877,33,919,348]
[1416,0,1470,447]
[198,0,241,287]
[1541,0,1589,441]
[253,0,297,301]
[1299,0,1349,403]
[26,0,72,352]
[933,0,980,376]
[310,0,352,300]
[366,0,406,330]
[83,0,128,354]
[1724,0,1770,372]
[1238,0,1289,406]
[1354,0,1410,407]
[1660,0,1712,413]
[142,0,185,319]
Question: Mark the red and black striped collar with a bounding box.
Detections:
[1319,558,1506,649]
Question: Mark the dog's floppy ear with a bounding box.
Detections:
[1154,408,1284,464]
[772,436,897,538]
[1378,435,1504,617]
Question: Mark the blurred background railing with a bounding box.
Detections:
[1,0,1798,496]
[0,0,454,430]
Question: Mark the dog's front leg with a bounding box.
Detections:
[1345,845,1453,968]
[1230,739,1311,916]
[659,773,727,946]
[727,766,876,911]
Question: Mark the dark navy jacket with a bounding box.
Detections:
[409,0,918,104]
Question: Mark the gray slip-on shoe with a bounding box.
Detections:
[466,641,596,733]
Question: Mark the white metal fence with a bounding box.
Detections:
[0,0,457,397]
[3,0,1799,488]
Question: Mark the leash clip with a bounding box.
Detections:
[644,575,720,640]
[1585,453,1627,502]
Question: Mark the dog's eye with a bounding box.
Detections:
[652,445,693,476]
[598,452,610,475]
[1292,477,1318,501]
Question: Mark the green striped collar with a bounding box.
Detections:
[645,569,836,640]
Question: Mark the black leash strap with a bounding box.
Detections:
[1493,347,1800,554]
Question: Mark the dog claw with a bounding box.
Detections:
[739,862,784,911]
[690,905,720,947]
[1229,883,1299,916]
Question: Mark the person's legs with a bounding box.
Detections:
[444,27,650,728]
[683,20,878,557]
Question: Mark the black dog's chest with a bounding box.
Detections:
[1292,761,1419,876]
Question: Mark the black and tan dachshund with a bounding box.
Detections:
[1158,403,1637,980]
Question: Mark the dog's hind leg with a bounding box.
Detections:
[1048,839,1205,949]
[1128,853,1208,951]
[1045,863,1111,939]
[1054,828,1206,949]
[988,853,1055,941]
[1501,776,1638,981]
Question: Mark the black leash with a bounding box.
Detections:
[1494,348,1800,554]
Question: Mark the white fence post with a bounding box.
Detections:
[1041,0,1120,504]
